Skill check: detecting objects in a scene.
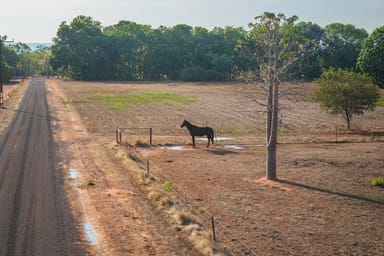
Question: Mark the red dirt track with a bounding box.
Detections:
[0,78,85,255]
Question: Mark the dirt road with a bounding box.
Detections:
[0,78,84,256]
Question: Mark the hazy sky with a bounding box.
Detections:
[1,0,383,42]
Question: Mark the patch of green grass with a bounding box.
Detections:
[162,180,172,193]
[376,97,384,107]
[61,97,70,106]
[89,91,195,110]
[372,177,384,187]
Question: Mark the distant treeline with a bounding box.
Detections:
[2,15,383,86]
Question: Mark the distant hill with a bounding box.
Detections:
[26,42,52,51]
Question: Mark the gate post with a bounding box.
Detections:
[149,128,153,145]
[116,129,121,144]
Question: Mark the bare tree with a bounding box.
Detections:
[245,12,302,180]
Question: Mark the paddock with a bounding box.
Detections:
[56,80,384,255]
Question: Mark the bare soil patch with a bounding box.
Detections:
[54,79,384,255]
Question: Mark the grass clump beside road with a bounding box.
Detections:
[90,91,195,110]
[376,97,384,107]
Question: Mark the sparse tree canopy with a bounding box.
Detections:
[313,68,380,130]
[242,12,304,180]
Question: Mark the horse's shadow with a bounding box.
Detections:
[205,148,239,156]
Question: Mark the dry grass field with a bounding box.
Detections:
[53,79,384,255]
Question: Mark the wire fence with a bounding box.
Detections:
[144,158,258,256]
[116,128,153,146]
[109,126,384,255]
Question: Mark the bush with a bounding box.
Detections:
[372,177,384,187]
[313,68,380,130]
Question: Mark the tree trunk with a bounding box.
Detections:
[345,110,352,130]
[266,82,279,180]
[267,140,277,180]
[266,83,273,143]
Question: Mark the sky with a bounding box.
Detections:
[1,0,383,43]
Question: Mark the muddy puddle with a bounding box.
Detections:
[160,145,186,151]
[224,145,244,150]
[83,222,98,245]
[69,168,79,179]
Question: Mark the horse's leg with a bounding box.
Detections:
[206,135,210,148]
[192,136,195,147]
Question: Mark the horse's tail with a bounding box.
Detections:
[210,128,215,144]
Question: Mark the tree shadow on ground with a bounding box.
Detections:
[276,179,384,205]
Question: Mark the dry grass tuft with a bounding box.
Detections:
[174,210,199,226]
[190,230,224,256]
[160,197,174,208]
[147,190,162,201]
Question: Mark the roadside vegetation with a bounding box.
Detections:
[377,97,384,107]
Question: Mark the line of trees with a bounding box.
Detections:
[45,15,382,86]
[1,15,383,88]
[1,42,52,82]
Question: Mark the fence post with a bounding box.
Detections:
[146,159,150,176]
[116,129,120,144]
[149,128,153,145]
[211,216,216,241]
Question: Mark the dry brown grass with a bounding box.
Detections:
[59,80,384,255]
[115,144,229,256]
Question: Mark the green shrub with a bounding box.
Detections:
[376,97,384,107]
[162,180,172,193]
[372,177,384,187]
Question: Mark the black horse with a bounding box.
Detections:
[180,120,214,148]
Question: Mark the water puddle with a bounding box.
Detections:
[69,168,79,179]
[216,137,235,141]
[83,222,98,245]
[224,145,244,150]
[160,146,186,151]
